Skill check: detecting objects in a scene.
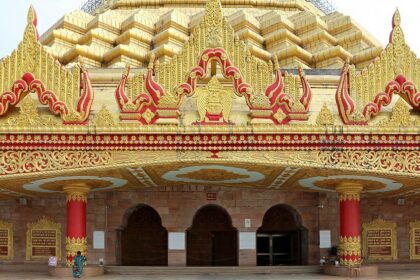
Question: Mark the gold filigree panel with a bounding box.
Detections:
[410,221,420,260]
[26,217,61,261]
[362,219,397,261]
[0,220,13,260]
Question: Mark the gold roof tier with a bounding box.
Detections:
[40,0,382,69]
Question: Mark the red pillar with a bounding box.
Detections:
[63,184,90,267]
[336,182,363,266]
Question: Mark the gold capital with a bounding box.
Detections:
[63,183,91,203]
[336,182,363,202]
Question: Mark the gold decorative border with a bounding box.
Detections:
[0,150,418,184]
[66,237,87,267]
[26,217,61,261]
[0,220,13,260]
[340,236,362,258]
[409,221,420,260]
[362,219,397,261]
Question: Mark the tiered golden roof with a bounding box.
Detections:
[41,0,382,69]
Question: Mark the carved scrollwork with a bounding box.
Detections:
[317,150,420,174]
[0,151,112,175]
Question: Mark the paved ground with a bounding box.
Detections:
[1,271,420,280]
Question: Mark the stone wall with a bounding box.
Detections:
[0,188,419,266]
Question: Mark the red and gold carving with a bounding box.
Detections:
[337,182,363,266]
[63,184,90,267]
[0,7,94,125]
[336,9,420,125]
[115,0,312,126]
[65,237,87,267]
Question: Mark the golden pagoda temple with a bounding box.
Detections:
[0,0,418,277]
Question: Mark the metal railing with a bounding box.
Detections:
[307,0,336,14]
[81,0,104,14]
[80,0,336,15]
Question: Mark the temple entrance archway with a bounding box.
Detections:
[257,204,308,266]
[187,204,238,266]
[120,204,168,266]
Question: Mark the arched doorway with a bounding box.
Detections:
[187,205,238,266]
[257,204,308,266]
[120,204,168,266]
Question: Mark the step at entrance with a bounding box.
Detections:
[105,266,322,275]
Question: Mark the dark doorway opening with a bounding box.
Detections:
[121,204,168,266]
[187,204,238,266]
[257,204,308,266]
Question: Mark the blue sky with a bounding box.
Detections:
[0,0,419,58]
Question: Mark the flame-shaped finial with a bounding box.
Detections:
[27,5,37,26]
[25,6,39,41]
[392,8,401,28]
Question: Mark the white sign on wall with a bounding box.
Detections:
[319,230,331,249]
[239,232,256,250]
[244,219,251,228]
[168,232,185,250]
[93,231,105,249]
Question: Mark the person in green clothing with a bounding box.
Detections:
[72,251,86,278]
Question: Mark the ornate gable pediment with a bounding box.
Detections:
[336,9,420,125]
[115,0,313,126]
[0,7,94,124]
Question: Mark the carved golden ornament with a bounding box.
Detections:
[0,151,113,176]
[341,9,420,120]
[196,76,233,122]
[5,96,59,127]
[316,103,335,125]
[142,108,155,124]
[141,0,280,103]
[339,236,362,264]
[26,217,61,261]
[64,184,90,203]
[0,220,13,260]
[66,237,87,267]
[251,93,271,108]
[379,98,418,127]
[94,105,115,127]
[336,182,363,202]
[0,7,93,123]
[0,149,418,182]
[410,221,420,260]
[273,110,286,124]
[318,150,419,175]
[362,219,398,261]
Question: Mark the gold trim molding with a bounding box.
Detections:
[362,219,397,261]
[26,217,61,261]
[0,220,13,260]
